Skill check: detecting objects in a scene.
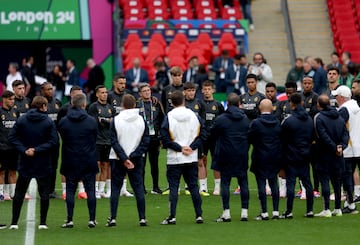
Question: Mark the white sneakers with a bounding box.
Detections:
[315,209,332,218]
[120,190,133,197]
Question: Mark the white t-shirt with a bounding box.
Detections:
[6,72,23,92]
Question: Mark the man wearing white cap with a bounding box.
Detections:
[332,85,360,214]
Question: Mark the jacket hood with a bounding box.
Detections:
[120,108,141,122]
[227,105,246,120]
[67,108,88,122]
[320,105,339,119]
[169,107,191,122]
[25,109,48,122]
[293,105,309,121]
[258,113,279,126]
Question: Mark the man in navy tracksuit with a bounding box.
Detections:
[314,94,349,217]
[58,93,99,228]
[211,93,250,222]
[281,93,314,219]
[249,99,282,220]
[8,96,59,230]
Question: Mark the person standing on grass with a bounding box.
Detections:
[0,91,18,202]
[280,93,314,219]
[249,99,282,220]
[8,96,59,230]
[136,83,165,195]
[107,94,150,227]
[314,94,349,217]
[332,86,360,214]
[211,93,250,222]
[160,91,206,225]
[58,93,98,228]
[88,85,115,199]
[200,81,224,196]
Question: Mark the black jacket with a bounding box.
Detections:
[211,105,250,176]
[8,109,59,178]
[249,113,282,178]
[58,107,99,178]
[314,106,349,174]
[281,105,314,165]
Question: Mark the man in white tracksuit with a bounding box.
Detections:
[333,85,360,214]
[160,90,206,225]
[107,94,150,227]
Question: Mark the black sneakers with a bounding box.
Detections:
[88,220,97,228]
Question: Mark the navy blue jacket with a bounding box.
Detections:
[314,106,349,174]
[58,107,99,178]
[249,113,282,178]
[281,105,314,165]
[8,109,59,178]
[211,105,250,176]
[225,64,247,95]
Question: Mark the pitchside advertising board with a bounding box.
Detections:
[0,0,90,40]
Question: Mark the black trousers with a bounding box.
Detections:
[12,175,50,225]
[143,139,161,190]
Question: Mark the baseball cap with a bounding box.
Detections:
[331,85,351,98]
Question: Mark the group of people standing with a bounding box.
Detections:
[1,58,360,230]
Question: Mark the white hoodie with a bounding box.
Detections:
[109,108,145,159]
[166,107,200,165]
[340,99,360,158]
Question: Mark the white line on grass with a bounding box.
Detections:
[25,179,37,245]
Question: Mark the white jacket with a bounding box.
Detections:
[109,108,145,159]
[166,107,200,165]
[341,99,360,158]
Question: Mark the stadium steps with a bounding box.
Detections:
[248,0,291,85]
[287,0,334,60]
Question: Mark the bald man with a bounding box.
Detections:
[249,99,282,220]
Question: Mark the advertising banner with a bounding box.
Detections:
[0,0,90,40]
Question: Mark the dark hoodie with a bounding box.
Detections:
[249,113,282,178]
[314,106,349,174]
[281,105,313,165]
[58,107,99,178]
[8,108,59,178]
[211,105,250,176]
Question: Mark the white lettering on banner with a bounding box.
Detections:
[0,11,75,25]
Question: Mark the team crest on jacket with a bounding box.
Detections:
[98,109,101,114]
[13,105,17,109]
[308,98,312,104]
[25,104,29,109]
[108,109,112,114]
[112,100,117,105]
[1,114,5,120]
[55,104,59,109]
[273,106,277,111]
[194,104,199,110]
[254,97,259,102]
[13,113,17,118]
[212,105,217,111]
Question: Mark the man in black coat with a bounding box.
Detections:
[249,99,281,220]
[314,94,349,217]
[8,96,59,230]
[280,93,314,219]
[58,93,99,228]
[211,93,250,222]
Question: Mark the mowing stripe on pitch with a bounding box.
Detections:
[25,179,37,245]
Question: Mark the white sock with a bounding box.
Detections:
[300,180,306,193]
[99,181,105,193]
[355,185,360,196]
[279,177,286,193]
[214,179,221,190]
[223,209,230,217]
[199,178,207,192]
[344,200,349,207]
[0,184,4,195]
[266,179,270,189]
[241,208,248,217]
[106,179,111,193]
[4,184,9,194]
[95,181,99,192]
[78,182,85,193]
[121,179,127,193]
[62,182,66,194]
[10,184,16,197]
